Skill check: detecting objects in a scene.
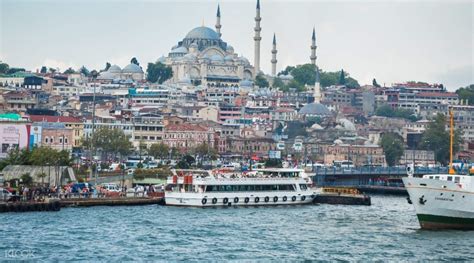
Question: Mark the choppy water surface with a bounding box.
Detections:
[1,196,473,261]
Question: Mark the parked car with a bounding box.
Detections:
[0,187,17,202]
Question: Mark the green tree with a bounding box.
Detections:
[277,66,295,76]
[20,173,33,186]
[291,64,317,86]
[255,73,269,88]
[420,113,462,165]
[131,57,139,66]
[0,62,9,74]
[80,66,90,76]
[272,77,284,89]
[7,68,25,74]
[194,143,218,161]
[375,104,419,122]
[286,79,305,92]
[149,143,170,160]
[64,67,76,74]
[49,68,57,74]
[40,66,47,74]
[0,148,32,170]
[372,78,381,87]
[146,61,173,84]
[456,84,474,105]
[82,128,132,160]
[338,69,346,85]
[380,133,404,166]
[104,62,111,71]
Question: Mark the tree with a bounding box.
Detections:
[194,143,218,161]
[7,68,25,74]
[0,62,9,74]
[80,66,90,76]
[286,79,305,92]
[255,73,269,88]
[375,104,420,122]
[380,133,404,166]
[131,57,139,66]
[338,69,346,85]
[420,113,462,165]
[104,62,111,72]
[82,128,132,160]
[40,66,47,74]
[146,61,173,84]
[149,143,170,160]
[372,78,381,87]
[20,173,33,186]
[456,84,474,105]
[272,77,284,89]
[64,67,76,74]
[49,68,57,74]
[291,64,317,86]
[277,66,295,76]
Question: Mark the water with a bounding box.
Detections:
[1,196,473,261]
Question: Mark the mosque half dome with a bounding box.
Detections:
[122,63,143,73]
[183,53,197,61]
[210,54,224,62]
[224,55,234,62]
[107,65,122,73]
[170,46,188,54]
[185,26,220,40]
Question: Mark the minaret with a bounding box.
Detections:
[314,66,322,103]
[271,33,277,76]
[254,0,262,74]
[310,27,317,65]
[215,4,222,38]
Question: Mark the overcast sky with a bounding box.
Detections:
[1,0,472,90]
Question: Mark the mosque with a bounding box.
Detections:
[98,0,322,93]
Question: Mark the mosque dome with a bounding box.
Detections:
[157,56,166,63]
[224,55,234,62]
[299,103,331,116]
[334,139,343,145]
[337,118,356,131]
[238,56,250,65]
[226,45,234,53]
[185,26,220,40]
[122,63,143,73]
[108,65,121,73]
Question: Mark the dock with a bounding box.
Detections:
[60,197,164,207]
[0,201,61,213]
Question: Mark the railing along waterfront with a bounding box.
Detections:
[312,166,451,176]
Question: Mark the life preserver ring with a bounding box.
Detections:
[244,197,250,203]
[255,197,260,203]
[223,197,229,204]
[283,196,287,202]
[273,196,278,202]
[264,196,270,202]
[301,196,306,201]
[202,198,207,205]
[234,197,239,203]
[291,196,297,202]
[212,198,218,204]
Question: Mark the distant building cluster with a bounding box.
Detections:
[0,0,472,166]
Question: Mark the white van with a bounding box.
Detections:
[100,183,120,192]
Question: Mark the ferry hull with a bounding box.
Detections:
[403,177,474,230]
[417,214,474,230]
[165,192,316,207]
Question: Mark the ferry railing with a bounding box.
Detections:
[312,166,450,176]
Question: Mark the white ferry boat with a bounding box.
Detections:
[165,168,317,207]
[403,110,474,230]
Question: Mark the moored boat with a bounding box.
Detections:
[165,168,317,207]
[403,109,474,230]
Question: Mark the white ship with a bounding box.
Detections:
[403,110,474,230]
[165,168,317,207]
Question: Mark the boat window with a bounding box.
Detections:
[454,177,460,183]
[429,176,433,179]
[299,184,308,190]
[435,176,440,180]
[447,176,453,182]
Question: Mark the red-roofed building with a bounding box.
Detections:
[29,115,84,147]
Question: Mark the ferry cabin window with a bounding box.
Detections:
[299,184,308,190]
[454,177,460,183]
[447,176,453,182]
[205,184,296,192]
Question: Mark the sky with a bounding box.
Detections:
[0,0,472,90]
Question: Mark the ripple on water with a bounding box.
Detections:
[0,196,473,261]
